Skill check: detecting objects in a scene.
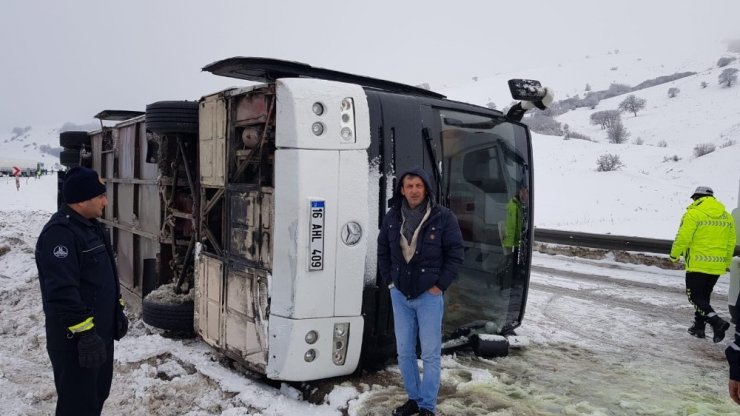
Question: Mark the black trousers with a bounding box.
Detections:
[47,343,114,416]
[685,271,720,321]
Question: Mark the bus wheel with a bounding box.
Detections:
[60,131,91,149]
[59,149,80,168]
[142,298,195,334]
[472,334,509,358]
[145,101,199,135]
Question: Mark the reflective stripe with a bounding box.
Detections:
[68,317,94,333]
[730,342,740,351]
[119,298,125,308]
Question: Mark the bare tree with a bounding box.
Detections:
[719,68,739,87]
[590,110,621,129]
[667,87,680,98]
[607,120,630,144]
[618,95,647,117]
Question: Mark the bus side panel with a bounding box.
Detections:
[333,149,369,317]
[272,149,339,319]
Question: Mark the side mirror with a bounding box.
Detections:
[508,79,546,101]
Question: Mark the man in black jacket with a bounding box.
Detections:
[35,166,128,416]
[378,167,464,416]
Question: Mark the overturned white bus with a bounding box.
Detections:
[58,58,552,381]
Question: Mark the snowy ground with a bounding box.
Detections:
[2,171,739,415]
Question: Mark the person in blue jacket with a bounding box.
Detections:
[378,167,464,416]
[35,166,128,416]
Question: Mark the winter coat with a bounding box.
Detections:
[35,205,122,350]
[670,196,736,275]
[377,167,464,299]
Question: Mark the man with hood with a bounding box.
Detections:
[670,186,736,343]
[378,167,464,416]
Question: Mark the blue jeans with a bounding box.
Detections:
[391,287,444,413]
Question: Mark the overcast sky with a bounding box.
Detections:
[1,0,739,131]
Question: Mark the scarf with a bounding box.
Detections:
[401,197,429,243]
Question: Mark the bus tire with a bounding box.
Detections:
[60,131,91,149]
[472,334,509,358]
[59,149,80,167]
[146,101,199,135]
[142,298,195,333]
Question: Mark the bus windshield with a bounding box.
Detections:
[438,109,532,338]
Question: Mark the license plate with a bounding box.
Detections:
[308,199,325,271]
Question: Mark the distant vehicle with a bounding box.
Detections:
[57,58,552,381]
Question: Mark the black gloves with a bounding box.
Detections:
[115,309,129,340]
[114,297,128,341]
[77,331,108,368]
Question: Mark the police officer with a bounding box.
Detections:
[670,186,736,343]
[35,166,128,416]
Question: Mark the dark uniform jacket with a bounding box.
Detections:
[35,205,122,350]
[378,167,464,299]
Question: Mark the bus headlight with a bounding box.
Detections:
[332,323,349,365]
[305,330,318,345]
[312,102,325,116]
[311,122,325,136]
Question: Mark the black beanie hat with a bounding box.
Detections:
[63,167,107,204]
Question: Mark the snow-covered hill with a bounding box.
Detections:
[441,42,740,239]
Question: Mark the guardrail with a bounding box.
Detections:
[534,228,740,257]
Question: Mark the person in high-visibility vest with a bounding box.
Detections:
[670,186,736,343]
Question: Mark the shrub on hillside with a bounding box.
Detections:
[700,81,708,89]
[657,140,668,147]
[596,154,624,172]
[720,139,736,148]
[662,155,681,162]
[564,130,593,141]
[693,143,716,157]
[633,137,644,145]
[717,56,737,67]
[719,68,739,87]
[607,121,630,144]
[667,87,680,98]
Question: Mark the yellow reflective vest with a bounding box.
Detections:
[504,197,523,249]
[670,196,736,274]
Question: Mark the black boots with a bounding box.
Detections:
[392,400,419,416]
[688,319,706,338]
[708,316,731,343]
